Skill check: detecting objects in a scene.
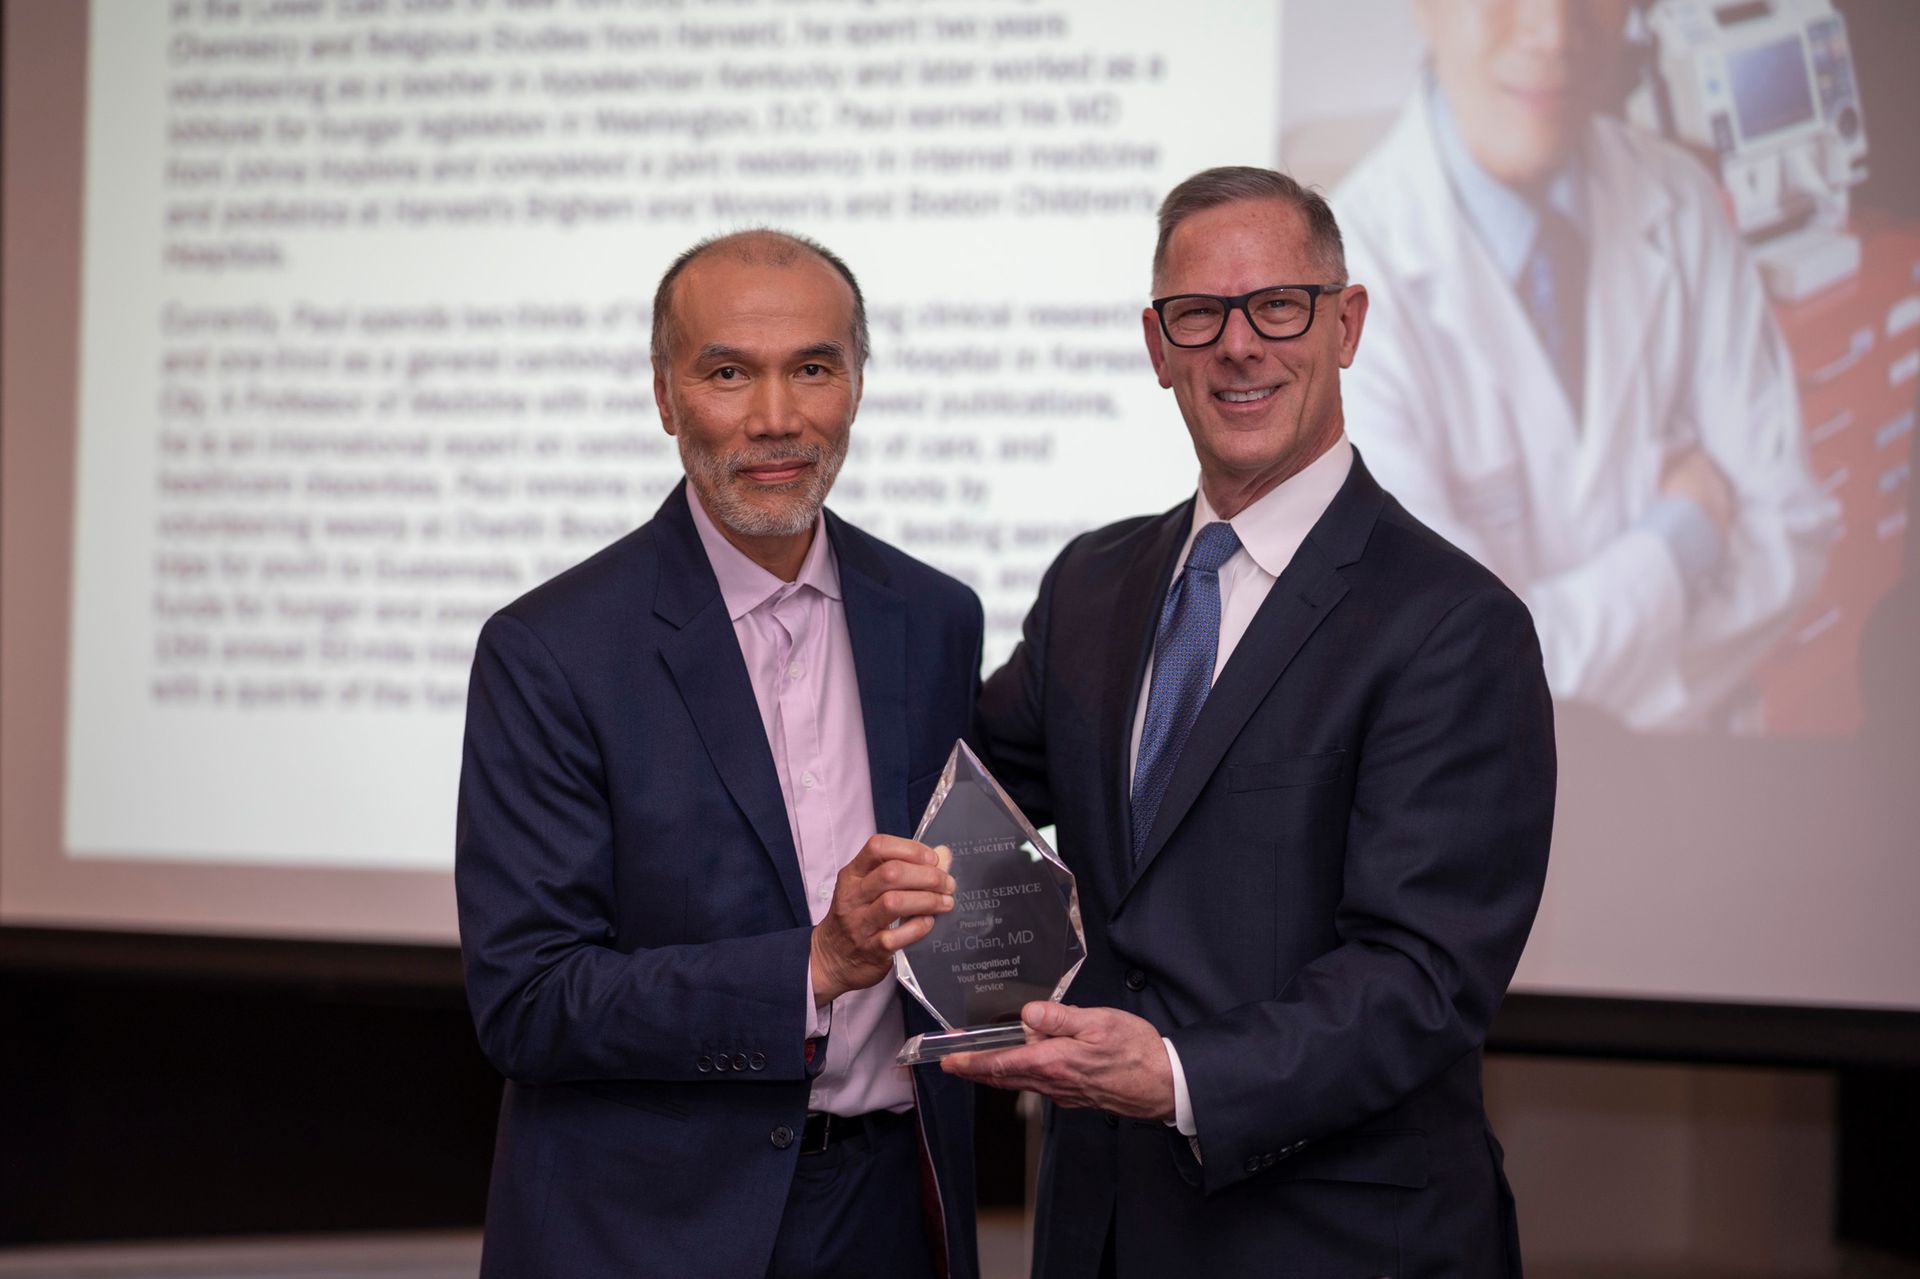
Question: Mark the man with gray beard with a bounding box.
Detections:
[455,230,983,1279]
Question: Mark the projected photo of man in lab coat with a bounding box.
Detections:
[1335,0,1838,732]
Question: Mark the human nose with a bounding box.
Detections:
[1215,303,1265,361]
[1513,0,1571,52]
[746,377,802,438]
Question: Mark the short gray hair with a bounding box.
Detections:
[650,228,870,372]
[1152,166,1348,289]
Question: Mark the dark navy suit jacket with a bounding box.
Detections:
[457,482,983,1279]
[980,453,1555,1278]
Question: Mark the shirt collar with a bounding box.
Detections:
[1426,75,1585,284]
[1191,434,1353,579]
[687,484,842,622]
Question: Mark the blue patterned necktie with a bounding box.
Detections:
[1130,521,1241,863]
[1521,206,1587,417]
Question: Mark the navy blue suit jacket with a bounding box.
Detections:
[980,453,1554,1278]
[457,482,983,1279]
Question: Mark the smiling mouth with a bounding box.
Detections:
[736,461,810,485]
[1502,83,1569,113]
[1215,387,1279,404]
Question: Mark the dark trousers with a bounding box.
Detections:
[765,1110,938,1279]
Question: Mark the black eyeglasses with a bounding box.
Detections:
[1151,284,1345,348]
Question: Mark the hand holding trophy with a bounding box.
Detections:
[895,741,1085,1065]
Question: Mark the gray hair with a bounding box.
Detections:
[650,228,871,372]
[1152,166,1348,289]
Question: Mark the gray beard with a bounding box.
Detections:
[679,436,846,538]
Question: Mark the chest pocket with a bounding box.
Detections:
[1224,751,1350,857]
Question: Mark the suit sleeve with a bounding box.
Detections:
[1168,584,1555,1195]
[455,612,817,1087]
[961,586,988,759]
[976,538,1072,829]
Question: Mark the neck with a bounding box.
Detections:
[717,522,814,582]
[1200,422,1341,521]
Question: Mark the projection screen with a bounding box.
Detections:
[4,0,1917,1015]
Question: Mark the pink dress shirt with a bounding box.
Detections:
[688,490,914,1118]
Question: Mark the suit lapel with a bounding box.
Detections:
[652,484,810,927]
[1093,504,1193,904]
[1121,458,1385,900]
[829,512,911,839]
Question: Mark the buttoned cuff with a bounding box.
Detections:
[805,958,832,1037]
[1163,1036,1197,1136]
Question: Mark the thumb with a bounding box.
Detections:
[1021,1000,1086,1037]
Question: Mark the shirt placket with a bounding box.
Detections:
[770,588,838,927]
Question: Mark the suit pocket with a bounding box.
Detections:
[1227,750,1346,793]
[1269,1128,1429,1189]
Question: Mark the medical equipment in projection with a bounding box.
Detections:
[1635,0,1868,300]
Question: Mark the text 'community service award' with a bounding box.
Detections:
[895,740,1085,1065]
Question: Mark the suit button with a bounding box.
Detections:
[731,1053,749,1072]
[1242,1156,1261,1174]
[1104,1112,1119,1129]
[749,1052,767,1071]
[696,1055,713,1073]
[771,1125,795,1150]
[1124,969,1147,991]
[1262,1153,1277,1167]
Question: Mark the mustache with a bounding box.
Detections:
[725,441,830,473]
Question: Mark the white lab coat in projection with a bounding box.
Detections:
[1335,93,1836,731]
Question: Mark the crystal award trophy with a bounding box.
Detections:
[894,740,1085,1065]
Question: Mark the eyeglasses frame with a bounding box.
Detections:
[1150,283,1347,348]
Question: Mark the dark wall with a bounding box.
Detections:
[0,933,1028,1245]
[0,958,497,1242]
[1,933,1914,1251]
[1840,1069,1920,1254]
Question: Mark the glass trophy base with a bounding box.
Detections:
[896,1022,1032,1065]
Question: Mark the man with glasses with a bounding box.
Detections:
[948,167,1555,1276]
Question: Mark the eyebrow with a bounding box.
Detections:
[692,341,849,366]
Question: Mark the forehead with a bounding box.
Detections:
[1158,199,1317,295]
[670,251,855,351]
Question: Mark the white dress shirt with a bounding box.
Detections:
[1130,437,1354,1146]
